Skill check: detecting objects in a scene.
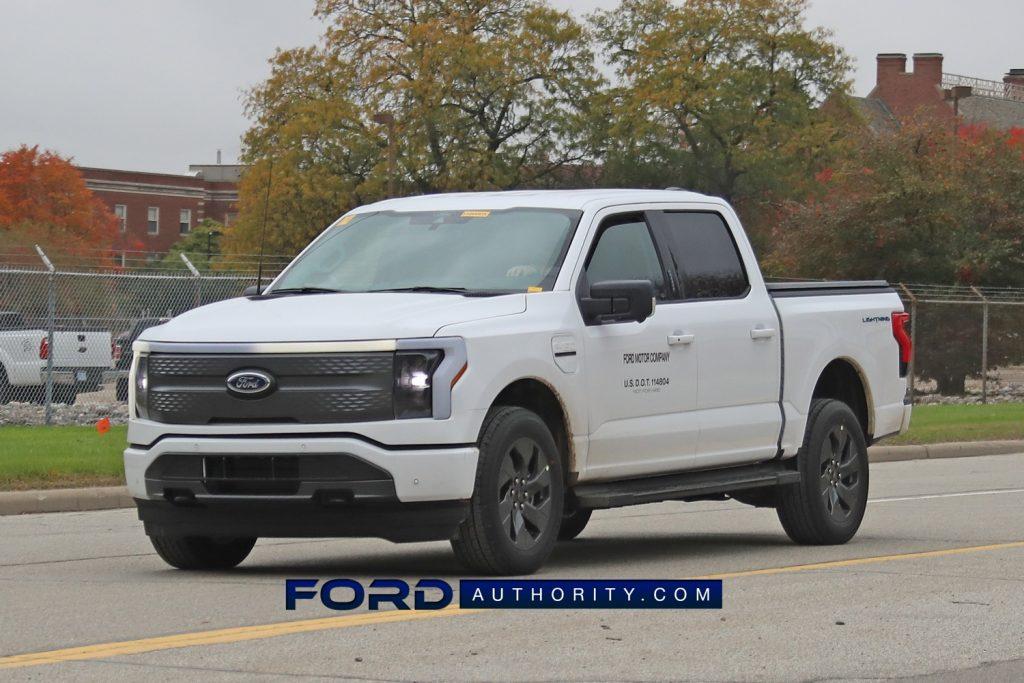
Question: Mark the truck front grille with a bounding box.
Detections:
[146,352,394,425]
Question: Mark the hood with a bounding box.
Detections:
[141,292,526,344]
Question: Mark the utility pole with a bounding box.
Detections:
[373,111,397,197]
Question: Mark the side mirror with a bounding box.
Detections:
[243,285,260,297]
[581,280,655,325]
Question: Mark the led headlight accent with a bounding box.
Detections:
[394,350,443,419]
[134,354,150,419]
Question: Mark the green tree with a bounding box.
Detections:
[590,0,851,203]
[226,0,602,256]
[159,220,226,271]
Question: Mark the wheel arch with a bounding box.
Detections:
[487,377,575,478]
[811,357,874,441]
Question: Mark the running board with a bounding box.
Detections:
[572,461,801,510]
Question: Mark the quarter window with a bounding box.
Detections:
[649,212,749,299]
[585,218,668,299]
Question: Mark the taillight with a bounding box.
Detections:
[112,340,122,362]
[891,311,912,377]
[39,337,49,360]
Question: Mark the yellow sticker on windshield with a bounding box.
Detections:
[461,210,491,218]
[338,214,355,225]
[527,286,543,293]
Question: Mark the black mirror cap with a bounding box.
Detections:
[581,279,655,325]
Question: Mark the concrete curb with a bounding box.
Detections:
[868,439,1024,463]
[1,440,1023,516]
[0,486,132,516]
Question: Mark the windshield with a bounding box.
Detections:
[269,208,581,295]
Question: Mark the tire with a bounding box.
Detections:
[776,399,869,545]
[116,377,129,402]
[53,386,78,405]
[558,506,592,541]
[0,368,12,405]
[150,535,257,570]
[451,406,564,575]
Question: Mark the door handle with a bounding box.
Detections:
[750,327,776,340]
[668,334,695,346]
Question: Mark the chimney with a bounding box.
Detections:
[216,149,222,165]
[876,53,907,87]
[912,53,943,86]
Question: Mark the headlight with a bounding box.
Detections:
[134,355,150,419]
[393,350,443,419]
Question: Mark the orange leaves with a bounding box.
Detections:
[0,146,118,259]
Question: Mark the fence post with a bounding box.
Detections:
[35,245,56,425]
[971,286,989,404]
[180,253,201,309]
[899,283,917,404]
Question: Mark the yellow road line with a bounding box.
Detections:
[3,539,1023,670]
[0,606,475,670]
[698,540,1024,580]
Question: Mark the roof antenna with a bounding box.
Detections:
[255,157,274,296]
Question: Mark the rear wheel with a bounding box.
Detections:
[451,406,564,575]
[0,369,12,404]
[776,399,869,545]
[150,535,256,570]
[116,377,129,402]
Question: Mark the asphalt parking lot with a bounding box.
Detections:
[2,453,1024,681]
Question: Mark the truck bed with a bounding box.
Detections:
[767,280,894,297]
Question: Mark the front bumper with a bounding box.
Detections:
[124,435,478,503]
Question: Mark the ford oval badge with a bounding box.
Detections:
[226,369,275,398]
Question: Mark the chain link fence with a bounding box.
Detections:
[1,248,275,425]
[3,250,1023,426]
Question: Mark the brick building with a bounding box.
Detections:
[851,53,1024,132]
[78,164,242,259]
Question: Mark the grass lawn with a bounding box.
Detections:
[887,402,1024,445]
[0,425,126,490]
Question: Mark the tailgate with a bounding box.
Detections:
[51,330,113,368]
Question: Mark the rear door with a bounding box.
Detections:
[646,209,782,468]
[577,212,699,480]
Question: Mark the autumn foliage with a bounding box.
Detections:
[0,145,118,261]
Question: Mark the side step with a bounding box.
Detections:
[572,461,801,510]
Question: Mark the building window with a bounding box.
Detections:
[179,209,191,235]
[114,204,127,233]
[147,207,159,235]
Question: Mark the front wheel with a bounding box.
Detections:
[150,535,256,570]
[451,406,564,575]
[776,399,869,545]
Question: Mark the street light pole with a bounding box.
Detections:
[373,111,397,197]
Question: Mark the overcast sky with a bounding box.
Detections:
[1,0,1021,174]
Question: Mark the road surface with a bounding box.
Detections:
[2,454,1024,681]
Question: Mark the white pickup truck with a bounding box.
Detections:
[0,312,111,405]
[126,189,912,574]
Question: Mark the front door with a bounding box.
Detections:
[579,213,699,481]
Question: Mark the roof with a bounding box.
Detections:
[354,189,721,213]
[849,96,898,133]
[958,95,1024,130]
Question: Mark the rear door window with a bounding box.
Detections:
[648,211,749,300]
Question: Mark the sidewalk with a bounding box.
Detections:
[2,440,1023,516]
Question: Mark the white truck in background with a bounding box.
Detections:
[0,311,112,404]
[125,189,912,574]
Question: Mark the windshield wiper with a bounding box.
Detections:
[264,286,347,296]
[368,286,504,297]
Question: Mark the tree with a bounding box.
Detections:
[225,0,602,256]
[590,0,851,203]
[0,145,118,261]
[159,219,226,271]
[766,119,1024,393]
